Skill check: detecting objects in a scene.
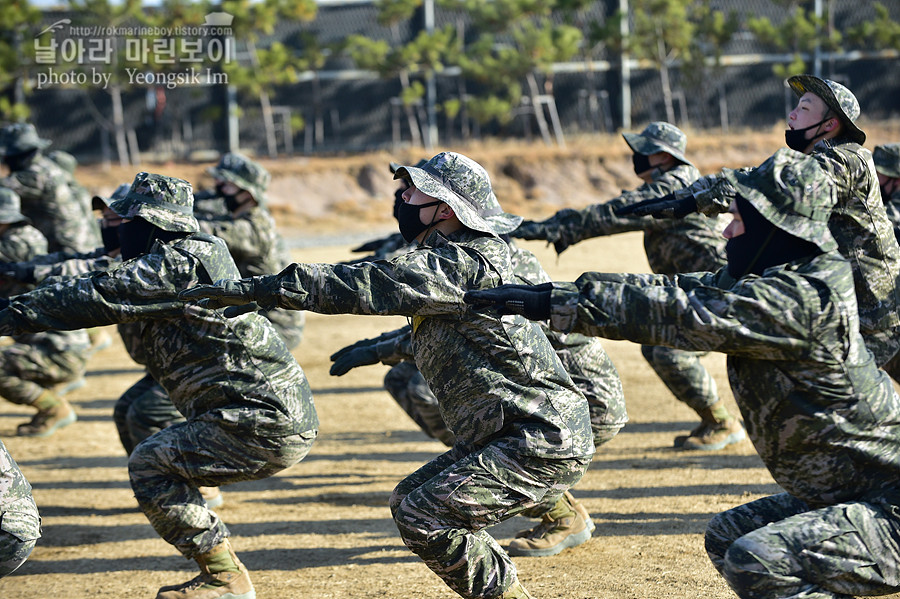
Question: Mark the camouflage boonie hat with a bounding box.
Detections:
[787,75,866,145]
[0,188,28,224]
[91,183,132,211]
[622,121,693,167]
[207,152,270,205]
[0,123,51,156]
[722,148,836,252]
[482,190,523,235]
[393,151,498,235]
[874,144,900,179]
[110,172,199,233]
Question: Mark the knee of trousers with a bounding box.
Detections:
[720,537,771,594]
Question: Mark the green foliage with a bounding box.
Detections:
[846,2,900,51]
[747,1,842,75]
[375,0,422,27]
[440,0,556,30]
[0,0,41,119]
[465,94,517,126]
[628,0,695,65]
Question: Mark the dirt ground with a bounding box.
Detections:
[4,128,900,599]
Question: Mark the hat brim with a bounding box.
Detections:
[110,194,199,233]
[393,166,496,235]
[207,167,267,205]
[722,168,837,253]
[622,132,694,167]
[91,195,110,210]
[787,75,866,145]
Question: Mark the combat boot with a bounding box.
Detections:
[675,401,746,451]
[501,579,535,599]
[199,486,224,509]
[156,539,254,599]
[508,492,592,557]
[17,390,76,437]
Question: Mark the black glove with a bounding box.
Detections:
[464,282,553,321]
[0,262,35,284]
[350,238,384,253]
[615,192,696,219]
[329,344,381,376]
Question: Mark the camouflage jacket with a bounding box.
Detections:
[0,153,99,253]
[0,222,91,354]
[361,241,627,428]
[685,139,900,334]
[256,228,594,459]
[0,438,40,541]
[543,163,726,274]
[548,252,900,507]
[0,234,317,436]
[197,206,304,342]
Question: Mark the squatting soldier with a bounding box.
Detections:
[512,122,742,451]
[329,194,627,558]
[627,75,900,382]
[0,123,100,253]
[0,438,40,578]
[874,143,900,242]
[181,151,595,599]
[0,188,90,437]
[200,152,305,349]
[467,148,900,599]
[0,172,319,599]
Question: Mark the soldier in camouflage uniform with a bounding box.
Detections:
[199,152,305,349]
[467,148,900,599]
[181,151,595,599]
[0,172,318,599]
[0,438,40,578]
[626,75,900,383]
[512,122,741,451]
[0,123,100,253]
[874,143,900,242]
[0,187,89,437]
[330,193,627,558]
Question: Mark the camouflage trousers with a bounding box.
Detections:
[640,345,719,413]
[113,372,183,456]
[705,492,900,599]
[862,326,900,382]
[385,359,627,450]
[390,441,590,599]
[128,415,315,558]
[0,495,40,579]
[0,530,37,579]
[0,342,87,405]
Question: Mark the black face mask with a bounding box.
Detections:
[784,117,830,152]
[632,153,652,176]
[101,224,121,253]
[2,149,37,172]
[726,196,820,278]
[392,186,406,222]
[397,200,441,243]
[118,218,159,260]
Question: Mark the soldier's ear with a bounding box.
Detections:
[436,203,456,221]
